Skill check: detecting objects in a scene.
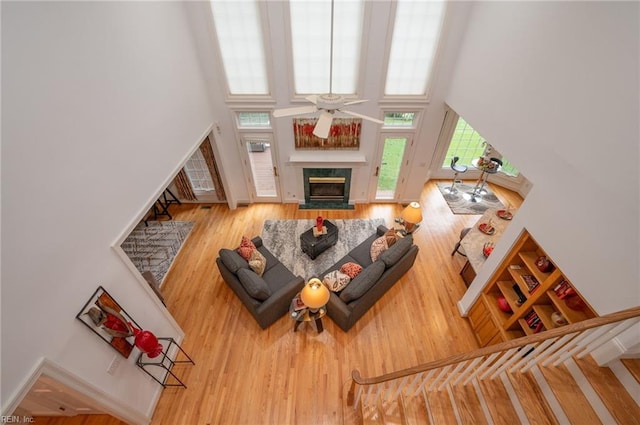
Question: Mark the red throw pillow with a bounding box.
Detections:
[340,262,363,279]
[237,236,256,261]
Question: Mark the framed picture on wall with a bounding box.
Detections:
[76,286,141,358]
[293,118,361,149]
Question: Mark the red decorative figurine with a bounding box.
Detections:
[129,323,163,358]
[316,216,323,232]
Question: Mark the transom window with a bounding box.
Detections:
[385,0,446,96]
[443,118,520,177]
[209,1,269,95]
[289,0,364,94]
[383,112,417,128]
[237,112,271,128]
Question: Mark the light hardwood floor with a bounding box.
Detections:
[37,180,523,425]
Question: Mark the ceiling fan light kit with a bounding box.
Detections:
[272,0,382,139]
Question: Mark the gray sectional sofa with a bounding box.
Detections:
[320,225,419,331]
[216,237,305,329]
[216,226,418,331]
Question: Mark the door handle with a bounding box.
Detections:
[374,166,379,177]
[273,166,278,177]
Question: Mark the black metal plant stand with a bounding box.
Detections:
[136,337,195,388]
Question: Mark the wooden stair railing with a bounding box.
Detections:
[347,306,640,414]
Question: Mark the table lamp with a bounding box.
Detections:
[400,202,423,235]
[300,278,330,311]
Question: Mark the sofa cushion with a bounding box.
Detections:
[237,268,272,301]
[370,236,389,262]
[219,249,250,273]
[341,262,363,279]
[379,235,413,268]
[340,260,386,303]
[237,236,257,261]
[323,270,351,292]
[248,249,267,276]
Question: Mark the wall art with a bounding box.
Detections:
[76,286,141,358]
[293,118,361,149]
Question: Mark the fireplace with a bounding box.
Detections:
[302,168,353,209]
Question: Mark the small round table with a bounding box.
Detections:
[465,158,501,202]
[290,293,327,333]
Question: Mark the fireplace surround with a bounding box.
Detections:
[301,168,353,209]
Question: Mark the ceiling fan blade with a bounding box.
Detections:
[313,111,334,139]
[305,94,318,105]
[340,109,384,124]
[343,99,368,106]
[272,105,317,118]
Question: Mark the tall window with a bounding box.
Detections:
[443,118,520,177]
[385,0,446,96]
[289,0,364,94]
[210,1,269,95]
[184,150,214,191]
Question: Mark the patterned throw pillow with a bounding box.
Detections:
[340,262,363,279]
[248,249,267,276]
[323,270,351,292]
[370,236,389,262]
[385,228,398,247]
[237,236,256,261]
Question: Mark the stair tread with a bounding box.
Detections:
[621,358,640,385]
[539,363,602,424]
[401,395,429,425]
[425,388,458,425]
[507,371,559,425]
[450,384,489,425]
[575,356,640,425]
[476,377,522,425]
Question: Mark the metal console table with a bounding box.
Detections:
[137,337,195,388]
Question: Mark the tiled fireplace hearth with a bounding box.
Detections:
[301,168,354,210]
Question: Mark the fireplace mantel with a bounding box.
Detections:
[289,151,367,164]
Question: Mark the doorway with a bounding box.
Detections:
[240,134,281,202]
[372,134,413,201]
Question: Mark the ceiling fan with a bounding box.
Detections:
[272,0,383,139]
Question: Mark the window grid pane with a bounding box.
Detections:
[443,118,520,177]
[289,0,364,94]
[185,150,214,191]
[238,112,271,128]
[383,112,416,127]
[385,0,445,95]
[210,1,269,95]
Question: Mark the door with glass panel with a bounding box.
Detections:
[240,134,281,203]
[372,134,413,201]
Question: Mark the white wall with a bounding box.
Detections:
[2,2,215,420]
[448,2,639,316]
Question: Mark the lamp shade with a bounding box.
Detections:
[401,202,423,224]
[300,278,330,309]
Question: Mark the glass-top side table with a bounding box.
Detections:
[136,337,195,388]
[289,293,327,333]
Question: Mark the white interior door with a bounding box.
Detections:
[240,134,281,203]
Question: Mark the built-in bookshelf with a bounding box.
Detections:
[467,230,597,347]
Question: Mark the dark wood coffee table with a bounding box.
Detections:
[300,220,338,259]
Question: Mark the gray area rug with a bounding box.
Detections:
[437,182,505,214]
[261,218,386,279]
[121,221,194,285]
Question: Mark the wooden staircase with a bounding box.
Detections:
[347,307,640,425]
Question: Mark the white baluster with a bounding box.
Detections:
[452,357,482,386]
[428,365,453,391]
[438,361,468,390]
[576,318,640,359]
[463,352,500,385]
